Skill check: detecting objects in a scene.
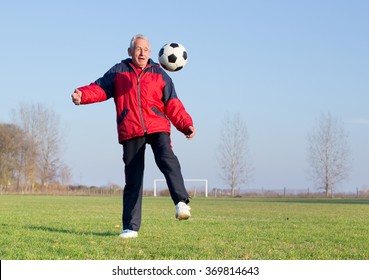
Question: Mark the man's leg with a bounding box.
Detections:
[122,137,146,231]
[149,133,190,205]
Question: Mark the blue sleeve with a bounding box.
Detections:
[161,70,178,104]
[95,62,127,99]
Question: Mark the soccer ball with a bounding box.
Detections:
[158,43,188,72]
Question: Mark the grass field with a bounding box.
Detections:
[1,195,369,260]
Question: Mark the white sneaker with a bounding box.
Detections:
[176,201,191,220]
[119,229,138,238]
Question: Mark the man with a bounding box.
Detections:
[71,34,195,238]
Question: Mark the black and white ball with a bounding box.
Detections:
[158,43,188,72]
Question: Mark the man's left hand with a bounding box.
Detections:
[186,126,196,140]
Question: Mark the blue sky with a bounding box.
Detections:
[1,0,368,193]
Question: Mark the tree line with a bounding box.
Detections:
[0,103,71,193]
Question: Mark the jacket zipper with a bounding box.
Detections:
[136,71,147,134]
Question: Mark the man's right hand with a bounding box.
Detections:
[71,89,82,105]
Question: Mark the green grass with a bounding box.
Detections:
[1,195,369,260]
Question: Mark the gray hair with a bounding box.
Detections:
[129,34,150,50]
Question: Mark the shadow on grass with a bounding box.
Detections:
[26,225,117,237]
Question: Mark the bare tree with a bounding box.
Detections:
[37,106,61,189]
[307,113,351,197]
[216,113,252,196]
[12,103,63,191]
[59,164,72,193]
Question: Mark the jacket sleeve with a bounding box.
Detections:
[78,65,117,104]
[165,98,193,135]
[161,72,193,135]
[78,83,108,104]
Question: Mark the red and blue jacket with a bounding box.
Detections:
[78,58,193,143]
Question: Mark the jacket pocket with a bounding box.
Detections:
[117,108,129,125]
[151,106,167,119]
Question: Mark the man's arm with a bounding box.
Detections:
[71,63,120,106]
[71,83,108,105]
[165,98,196,139]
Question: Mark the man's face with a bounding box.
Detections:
[129,38,151,69]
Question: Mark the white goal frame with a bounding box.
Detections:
[153,179,208,197]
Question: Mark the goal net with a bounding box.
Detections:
[153,179,208,197]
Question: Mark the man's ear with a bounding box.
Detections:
[128,48,132,57]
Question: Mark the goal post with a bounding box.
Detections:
[154,179,208,197]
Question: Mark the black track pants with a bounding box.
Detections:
[122,132,189,231]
